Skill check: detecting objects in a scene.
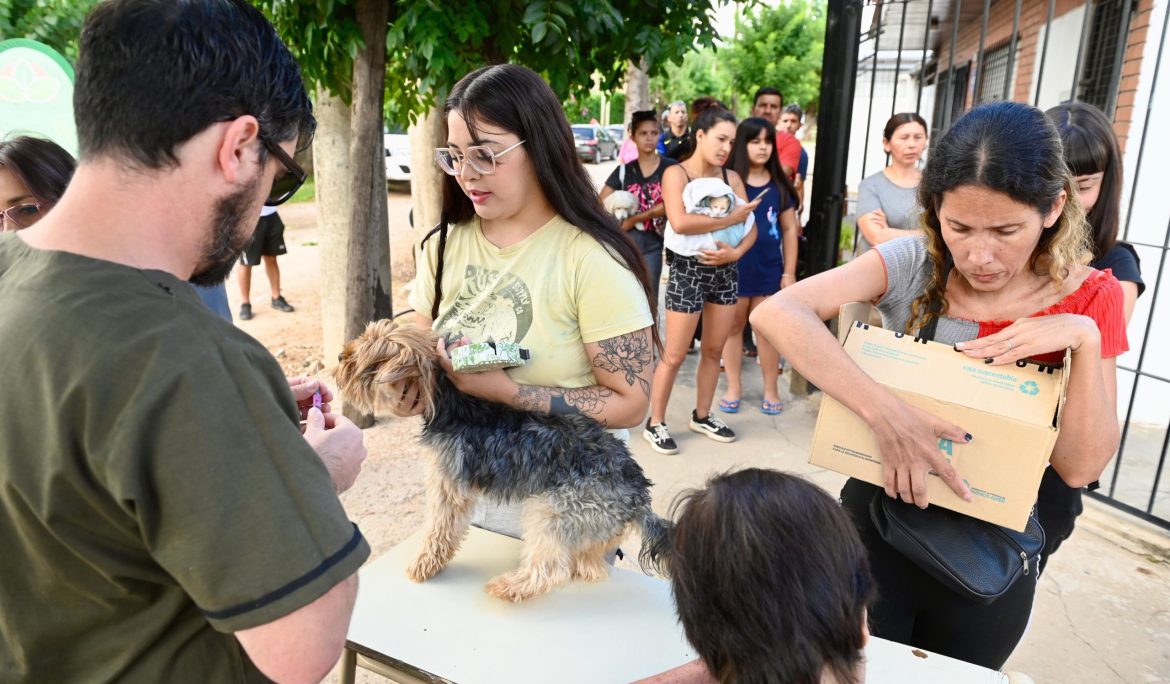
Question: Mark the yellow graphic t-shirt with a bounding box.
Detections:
[409,215,653,389]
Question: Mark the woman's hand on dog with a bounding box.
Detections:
[288,376,332,417]
[302,407,367,495]
[437,336,516,404]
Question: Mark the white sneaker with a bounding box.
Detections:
[643,420,680,455]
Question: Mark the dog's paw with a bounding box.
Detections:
[572,559,610,583]
[406,554,446,583]
[485,571,546,603]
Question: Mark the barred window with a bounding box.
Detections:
[932,62,970,132]
[977,43,1011,104]
[1078,0,1132,112]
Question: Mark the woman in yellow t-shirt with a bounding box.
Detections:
[398,64,659,537]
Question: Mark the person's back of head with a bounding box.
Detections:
[670,468,874,684]
[1045,101,1122,259]
[74,0,314,169]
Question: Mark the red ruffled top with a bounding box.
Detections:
[976,268,1129,364]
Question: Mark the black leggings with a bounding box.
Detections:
[840,479,1037,670]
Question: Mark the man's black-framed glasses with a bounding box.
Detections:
[260,135,307,206]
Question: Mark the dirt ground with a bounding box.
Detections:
[226,192,431,561]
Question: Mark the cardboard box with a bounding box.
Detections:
[809,304,1070,531]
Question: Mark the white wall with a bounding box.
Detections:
[1030,5,1087,110]
[1115,0,1170,427]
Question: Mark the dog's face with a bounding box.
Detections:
[334,319,443,417]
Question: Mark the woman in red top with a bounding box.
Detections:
[752,101,1125,669]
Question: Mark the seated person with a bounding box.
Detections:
[638,468,874,684]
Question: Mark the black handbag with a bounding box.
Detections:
[867,261,1046,604]
[869,493,1045,604]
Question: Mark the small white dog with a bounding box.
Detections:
[603,190,638,222]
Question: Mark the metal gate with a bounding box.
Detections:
[805,0,1170,530]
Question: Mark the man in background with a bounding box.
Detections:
[751,87,801,182]
[657,100,691,160]
[237,205,295,320]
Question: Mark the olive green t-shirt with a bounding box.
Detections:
[0,234,369,682]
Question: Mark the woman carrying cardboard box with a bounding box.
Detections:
[751,101,1127,670]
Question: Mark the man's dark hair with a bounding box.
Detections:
[670,469,874,684]
[752,86,784,107]
[74,0,314,169]
[0,136,77,205]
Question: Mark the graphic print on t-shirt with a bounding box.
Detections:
[436,265,534,343]
[766,205,778,240]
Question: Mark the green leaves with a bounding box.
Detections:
[722,0,826,112]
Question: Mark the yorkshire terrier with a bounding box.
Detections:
[334,319,671,602]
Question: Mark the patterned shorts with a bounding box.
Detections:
[665,253,738,313]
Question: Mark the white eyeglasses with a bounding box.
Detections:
[434,140,526,176]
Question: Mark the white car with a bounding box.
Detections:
[384,126,411,185]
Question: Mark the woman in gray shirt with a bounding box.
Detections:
[855,113,928,252]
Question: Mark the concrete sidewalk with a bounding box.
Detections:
[621,350,1170,683]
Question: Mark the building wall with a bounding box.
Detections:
[933,0,1155,151]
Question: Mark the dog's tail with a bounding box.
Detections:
[636,509,673,578]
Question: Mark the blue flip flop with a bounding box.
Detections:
[761,399,784,415]
[718,398,741,414]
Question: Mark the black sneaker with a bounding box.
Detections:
[689,410,736,443]
[271,296,295,313]
[643,419,679,455]
[238,303,253,320]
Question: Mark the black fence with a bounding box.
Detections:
[805,0,1170,530]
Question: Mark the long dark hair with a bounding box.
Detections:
[423,64,659,348]
[674,97,736,163]
[670,469,873,684]
[1046,102,1122,260]
[0,136,76,204]
[727,117,797,204]
[910,101,1090,332]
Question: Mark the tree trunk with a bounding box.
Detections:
[315,85,351,383]
[624,57,650,123]
[343,0,391,427]
[409,99,445,245]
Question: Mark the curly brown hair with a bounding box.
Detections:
[908,102,1091,332]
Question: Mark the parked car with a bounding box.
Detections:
[604,124,626,145]
[571,124,618,164]
[384,125,411,187]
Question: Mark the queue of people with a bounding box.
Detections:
[0,1,1145,682]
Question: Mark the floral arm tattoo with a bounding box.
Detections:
[591,330,653,397]
[510,329,654,422]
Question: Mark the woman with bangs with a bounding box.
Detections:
[1038,101,1145,570]
[391,64,659,539]
[752,101,1127,668]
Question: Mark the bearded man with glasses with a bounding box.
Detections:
[0,1,369,683]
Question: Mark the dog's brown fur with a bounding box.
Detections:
[334,318,671,602]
